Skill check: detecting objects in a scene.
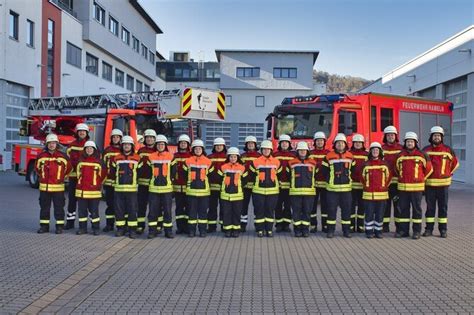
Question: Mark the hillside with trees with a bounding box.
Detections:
[313,70,373,93]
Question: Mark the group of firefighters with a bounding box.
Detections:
[35,122,458,240]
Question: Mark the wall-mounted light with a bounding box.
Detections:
[458,48,471,53]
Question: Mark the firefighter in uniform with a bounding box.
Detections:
[65,123,90,230]
[395,132,433,239]
[146,135,174,239]
[322,133,354,238]
[112,135,142,238]
[361,142,392,239]
[184,139,213,238]
[137,129,157,234]
[36,134,72,234]
[274,134,295,232]
[240,136,261,232]
[171,134,192,234]
[381,125,403,233]
[75,141,106,235]
[422,126,459,238]
[208,137,227,233]
[288,142,317,238]
[309,131,330,233]
[250,140,281,238]
[102,129,123,232]
[218,147,248,238]
[349,134,368,233]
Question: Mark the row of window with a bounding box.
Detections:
[93,1,155,64]
[236,67,297,79]
[9,10,35,47]
[224,95,265,108]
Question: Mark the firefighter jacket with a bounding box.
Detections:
[350,148,368,189]
[288,157,317,196]
[309,148,330,188]
[146,151,174,194]
[208,151,227,191]
[183,155,214,197]
[250,155,282,195]
[35,150,72,192]
[75,153,107,199]
[273,150,295,189]
[137,146,157,186]
[395,148,433,192]
[102,145,121,186]
[171,151,192,193]
[66,138,87,178]
[382,142,403,184]
[321,150,354,192]
[360,159,392,200]
[423,144,459,187]
[241,150,261,189]
[217,162,248,201]
[111,152,142,192]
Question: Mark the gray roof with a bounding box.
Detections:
[215,49,319,65]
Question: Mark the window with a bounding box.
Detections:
[149,50,155,64]
[132,36,139,53]
[126,74,134,91]
[174,68,182,78]
[102,61,112,81]
[273,67,297,78]
[121,27,130,45]
[47,20,55,97]
[93,2,105,26]
[380,108,394,130]
[109,16,118,36]
[371,106,377,132]
[144,84,150,92]
[255,96,265,107]
[141,44,148,59]
[9,11,19,40]
[338,110,357,135]
[115,69,124,87]
[226,95,232,107]
[26,20,34,47]
[66,42,82,68]
[86,53,98,75]
[136,80,143,92]
[206,69,220,79]
[236,67,260,78]
[182,69,190,78]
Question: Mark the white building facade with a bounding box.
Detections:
[360,26,474,184]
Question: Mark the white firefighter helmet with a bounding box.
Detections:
[75,123,89,133]
[213,137,226,146]
[227,147,240,156]
[155,134,168,144]
[369,142,382,150]
[245,135,257,143]
[383,125,398,135]
[178,134,191,144]
[278,134,291,143]
[84,141,97,150]
[333,133,347,144]
[404,131,418,142]
[260,140,273,150]
[296,141,309,151]
[121,135,135,145]
[430,126,444,135]
[352,134,365,143]
[45,134,59,143]
[191,139,205,148]
[313,131,326,140]
[143,129,157,138]
[111,129,123,137]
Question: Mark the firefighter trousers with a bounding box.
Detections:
[149,192,173,232]
[114,191,138,232]
[275,189,292,228]
[137,185,151,230]
[221,199,242,231]
[241,188,253,229]
[364,200,385,236]
[78,198,100,231]
[66,177,78,228]
[174,192,188,233]
[398,191,423,234]
[104,185,115,228]
[425,186,449,232]
[384,183,400,231]
[208,190,221,231]
[39,191,65,229]
[252,193,278,232]
[311,187,327,231]
[291,195,314,233]
[188,196,209,233]
[326,191,352,233]
[351,189,364,232]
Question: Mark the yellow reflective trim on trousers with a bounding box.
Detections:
[40,219,50,224]
[293,221,302,226]
[310,214,317,218]
[176,215,189,219]
[393,217,399,223]
[254,218,265,223]
[275,218,284,223]
[137,217,146,223]
[357,214,365,219]
[223,225,233,230]
[163,223,173,227]
[265,218,275,222]
[106,215,115,219]
[282,218,292,223]
[91,218,100,223]
[425,217,435,223]
[116,220,126,226]
[208,220,218,224]
[341,220,351,225]
[188,219,198,224]
[438,218,448,223]
[56,220,64,224]
[138,179,150,185]
[350,214,356,218]
[321,214,328,218]
[197,219,208,224]
[157,216,164,222]
[210,183,221,190]
[326,184,352,192]
[127,221,138,227]
[149,221,158,226]
[412,219,422,223]
[79,218,88,222]
[326,220,336,224]
[398,218,411,223]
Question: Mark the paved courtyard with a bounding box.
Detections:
[0,170,472,314]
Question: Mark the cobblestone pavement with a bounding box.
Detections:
[0,171,472,314]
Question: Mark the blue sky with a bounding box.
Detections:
[141,0,473,80]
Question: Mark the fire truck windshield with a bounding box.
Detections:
[275,111,333,139]
[135,114,191,145]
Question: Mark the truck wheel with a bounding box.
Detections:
[27,162,39,189]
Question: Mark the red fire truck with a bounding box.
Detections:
[266,92,452,149]
[13,88,226,188]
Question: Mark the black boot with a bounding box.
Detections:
[275,224,283,233]
[102,225,114,232]
[165,230,174,239]
[343,231,352,238]
[422,230,433,237]
[64,220,75,230]
[37,226,49,234]
[440,230,447,238]
[115,228,125,237]
[375,232,383,239]
[76,229,87,235]
[326,231,334,238]
[310,226,317,233]
[55,226,63,234]
[302,229,310,238]
[294,229,303,238]
[282,224,291,233]
[412,232,421,240]
[232,231,239,238]
[199,230,207,238]
[92,229,100,236]
[225,231,232,238]
[266,230,273,238]
[240,224,247,233]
